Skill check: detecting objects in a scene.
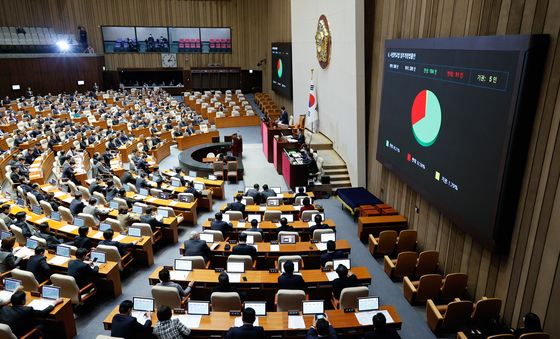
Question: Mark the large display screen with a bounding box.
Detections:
[376,35,547,250]
[271,42,293,98]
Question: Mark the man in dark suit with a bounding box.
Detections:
[35,222,63,250]
[100,229,136,256]
[88,177,105,195]
[320,240,345,268]
[120,170,135,186]
[111,299,152,339]
[210,212,233,234]
[225,307,265,339]
[0,291,61,337]
[295,186,308,198]
[67,248,99,288]
[26,246,51,284]
[332,264,359,300]
[261,184,276,199]
[232,233,257,260]
[306,317,338,339]
[247,219,264,234]
[69,192,85,216]
[185,181,202,198]
[140,206,166,231]
[309,214,331,235]
[364,313,401,339]
[278,260,306,291]
[69,226,92,250]
[135,172,148,192]
[183,232,211,261]
[275,217,295,234]
[105,181,119,201]
[13,211,36,238]
[245,184,260,200]
[224,195,245,213]
[278,106,289,125]
[172,167,186,186]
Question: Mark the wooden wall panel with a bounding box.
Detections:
[366,0,560,336]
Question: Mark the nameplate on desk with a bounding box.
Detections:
[310,240,319,243]
[287,310,300,316]
[59,225,79,233]
[163,266,173,271]
[269,268,279,273]
[36,217,49,224]
[214,268,224,272]
[229,311,241,316]
[344,307,355,313]
[228,240,237,244]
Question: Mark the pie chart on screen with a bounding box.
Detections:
[411,89,442,147]
[277,59,283,78]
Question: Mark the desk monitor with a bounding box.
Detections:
[26,238,38,249]
[281,214,294,222]
[295,186,307,193]
[208,174,217,181]
[302,300,324,315]
[4,278,21,292]
[56,245,71,258]
[178,195,188,202]
[133,297,154,312]
[128,227,142,237]
[188,171,197,177]
[132,205,144,214]
[200,233,214,243]
[90,251,106,263]
[99,223,111,232]
[109,201,120,210]
[221,213,230,222]
[244,302,266,316]
[1,231,12,240]
[358,296,379,312]
[279,234,296,244]
[157,209,169,218]
[139,188,149,196]
[227,261,245,273]
[245,235,255,244]
[281,261,299,273]
[51,211,61,221]
[320,233,336,243]
[174,259,193,271]
[194,182,205,191]
[171,178,182,187]
[31,205,42,215]
[11,85,20,90]
[247,214,261,222]
[42,286,60,300]
[333,258,351,270]
[74,217,85,227]
[268,199,280,206]
[270,187,281,194]
[158,192,169,200]
[187,300,210,315]
[16,198,25,207]
[60,185,69,193]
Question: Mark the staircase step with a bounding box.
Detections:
[330,180,352,188]
[324,169,348,175]
[322,164,347,170]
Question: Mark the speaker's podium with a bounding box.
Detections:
[282,149,308,189]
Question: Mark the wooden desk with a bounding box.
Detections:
[130,127,150,138]
[85,137,109,157]
[118,138,143,162]
[149,140,171,163]
[261,122,291,163]
[215,115,260,128]
[25,293,76,338]
[282,151,309,190]
[103,307,402,335]
[201,220,336,241]
[273,136,301,174]
[162,170,225,200]
[357,215,408,242]
[0,151,14,183]
[28,151,54,185]
[219,204,322,216]
[124,191,197,226]
[52,137,80,153]
[176,131,219,150]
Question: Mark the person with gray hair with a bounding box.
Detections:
[182,231,210,261]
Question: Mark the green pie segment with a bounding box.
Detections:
[411,90,441,147]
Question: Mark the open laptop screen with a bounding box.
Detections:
[133,297,154,312]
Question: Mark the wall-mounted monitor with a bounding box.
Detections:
[77,80,85,86]
[11,85,20,90]
[271,42,293,99]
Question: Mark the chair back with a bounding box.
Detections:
[339,286,369,309]
[487,335,515,339]
[177,193,194,203]
[11,268,40,292]
[211,292,241,312]
[396,229,417,253]
[26,192,39,207]
[77,186,91,200]
[301,210,320,221]
[294,196,307,206]
[181,256,206,269]
[105,218,125,233]
[78,213,97,228]
[50,273,80,304]
[227,255,253,270]
[95,245,123,269]
[212,162,223,171]
[440,300,474,330]
[126,182,138,193]
[377,230,398,255]
[471,298,502,326]
[263,210,282,222]
[278,255,303,270]
[0,324,16,339]
[416,274,443,303]
[67,181,78,195]
[0,219,7,232]
[113,198,128,210]
[203,230,224,242]
[150,188,162,196]
[276,289,306,312]
[312,228,334,242]
[394,251,418,278]
[519,333,550,339]
[30,236,47,248]
[152,285,181,309]
[113,176,123,189]
[242,196,254,205]
[440,273,468,301]
[40,201,54,217]
[416,250,439,277]
[242,231,262,242]
[93,191,108,205]
[58,206,74,223]
[130,223,154,243]
[9,225,27,246]
[277,231,300,242]
[226,161,238,171]
[225,211,243,221]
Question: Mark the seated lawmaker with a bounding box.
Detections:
[247,219,264,234]
[277,106,289,125]
[0,237,21,273]
[26,246,51,284]
[185,181,202,198]
[278,260,305,291]
[212,272,239,295]
[306,317,338,339]
[295,186,308,198]
[117,206,140,229]
[232,233,257,260]
[224,195,245,213]
[35,222,63,250]
[225,307,265,339]
[156,268,194,298]
[332,264,360,300]
[67,248,99,288]
[245,184,260,200]
[309,214,330,234]
[183,231,210,261]
[153,305,192,338]
[260,184,276,199]
[275,217,295,234]
[111,300,152,339]
[364,312,401,339]
[320,240,345,268]
[210,212,233,234]
[69,226,92,250]
[69,192,86,216]
[100,229,136,256]
[0,290,62,337]
[299,197,315,220]
[140,206,166,231]
[13,211,36,238]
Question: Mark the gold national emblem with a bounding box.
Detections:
[315,14,331,69]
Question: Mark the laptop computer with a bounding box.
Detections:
[358,296,379,312]
[42,285,60,301]
[16,198,25,207]
[128,227,142,237]
[132,205,144,214]
[139,188,149,196]
[270,187,281,194]
[187,300,210,315]
[302,300,324,315]
[4,278,21,292]
[51,211,61,221]
[178,195,189,202]
[333,258,351,270]
[188,171,197,177]
[55,245,71,258]
[171,178,182,187]
[174,259,193,271]
[281,261,299,273]
[247,214,261,222]
[132,297,154,322]
[194,182,204,191]
[99,223,111,232]
[90,251,106,264]
[158,192,169,200]
[31,205,42,215]
[109,201,120,210]
[0,231,12,240]
[281,214,294,222]
[320,233,336,243]
[227,261,245,273]
[244,301,266,316]
[199,233,214,243]
[26,238,38,249]
[279,234,296,244]
[157,209,169,218]
[208,174,217,180]
[74,217,85,227]
[295,186,306,193]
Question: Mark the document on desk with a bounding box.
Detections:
[270,245,280,252]
[54,191,66,198]
[227,273,241,283]
[354,310,394,325]
[259,206,266,212]
[170,270,189,281]
[308,222,314,227]
[274,223,281,228]
[14,247,34,258]
[36,217,49,224]
[288,315,306,329]
[315,243,327,251]
[113,234,126,242]
[234,316,259,327]
[48,256,70,266]
[175,314,201,328]
[59,225,79,233]
[236,222,246,228]
[147,197,157,203]
[325,271,339,281]
[131,311,151,324]
[92,231,104,239]
[28,298,56,311]
[169,201,178,207]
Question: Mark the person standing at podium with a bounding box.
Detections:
[277,106,289,125]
